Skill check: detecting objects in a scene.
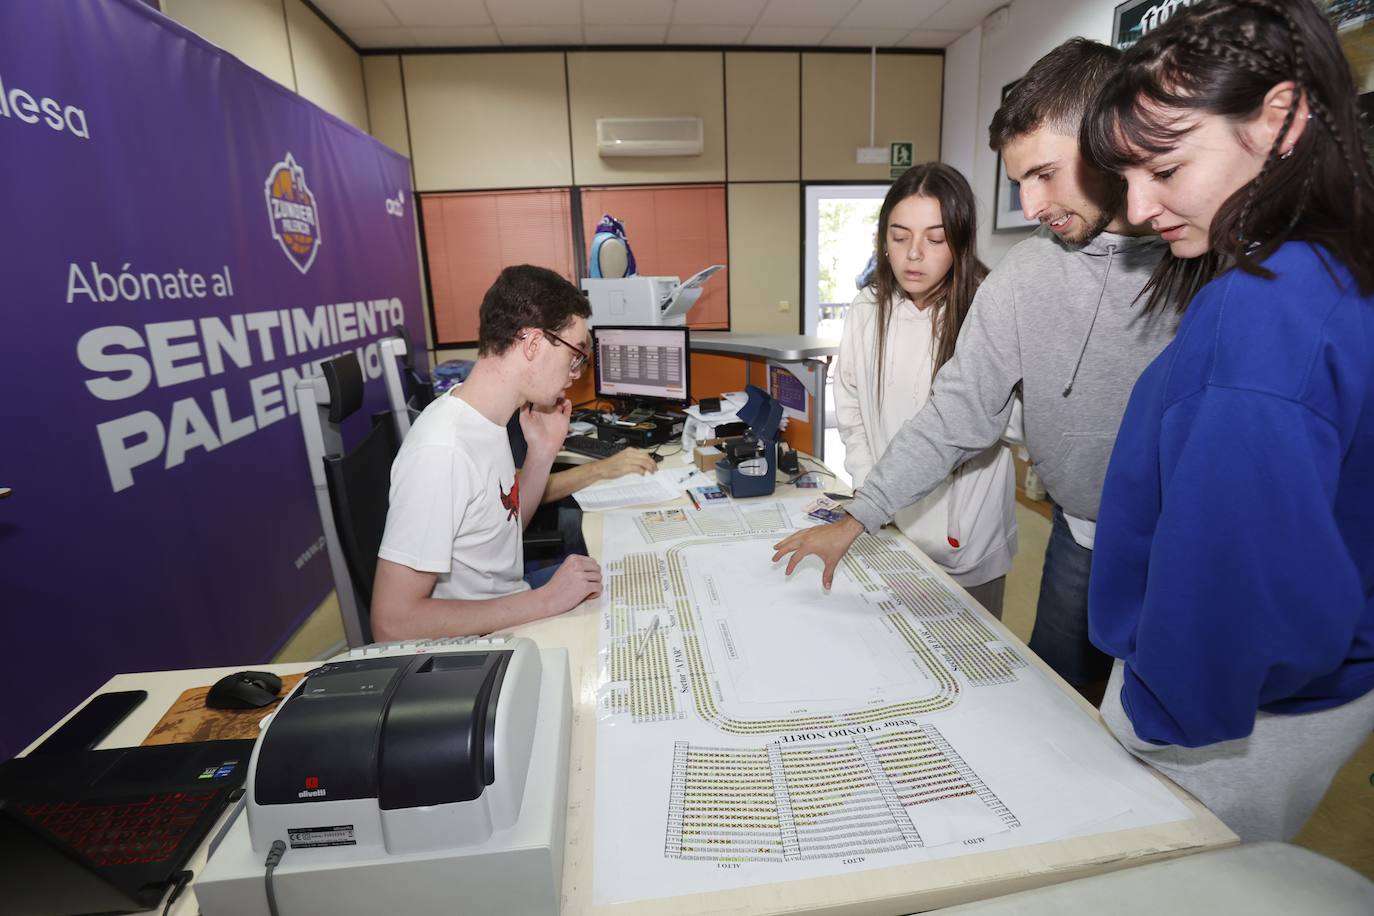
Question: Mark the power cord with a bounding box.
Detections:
[265,839,287,916]
[162,870,193,916]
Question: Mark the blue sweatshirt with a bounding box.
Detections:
[1090,242,1374,748]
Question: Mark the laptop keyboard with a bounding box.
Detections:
[18,789,217,867]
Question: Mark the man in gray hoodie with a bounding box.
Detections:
[773,39,1176,695]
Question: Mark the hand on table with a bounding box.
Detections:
[598,448,657,479]
[540,554,603,614]
[520,399,572,457]
[771,515,864,590]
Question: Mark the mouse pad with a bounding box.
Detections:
[141,674,306,746]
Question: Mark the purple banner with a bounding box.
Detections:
[0,0,423,758]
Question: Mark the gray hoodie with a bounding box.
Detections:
[848,226,1175,533]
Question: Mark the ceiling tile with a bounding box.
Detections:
[410,25,502,46]
[821,28,900,47]
[312,0,399,29]
[920,0,1006,32]
[671,0,768,27]
[838,0,946,30]
[894,29,963,48]
[756,0,857,28]
[583,24,670,43]
[348,25,416,47]
[487,0,581,27]
[745,26,830,45]
[666,24,751,44]
[384,0,491,27]
[583,0,674,26]
[496,24,586,44]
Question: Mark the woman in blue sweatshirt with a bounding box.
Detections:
[1081,0,1374,841]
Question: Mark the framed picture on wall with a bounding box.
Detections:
[993,79,1038,232]
[1112,0,1200,50]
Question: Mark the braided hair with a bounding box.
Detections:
[1081,0,1374,313]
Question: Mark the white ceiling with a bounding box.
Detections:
[314,0,1008,50]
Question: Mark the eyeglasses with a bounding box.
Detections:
[543,328,590,374]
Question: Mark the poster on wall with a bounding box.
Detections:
[993,80,1039,232]
[0,0,423,758]
[1112,0,1202,50]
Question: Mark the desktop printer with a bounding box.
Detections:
[582,264,724,326]
[197,637,571,916]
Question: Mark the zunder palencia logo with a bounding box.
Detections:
[264,153,321,274]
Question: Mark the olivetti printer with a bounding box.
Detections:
[196,636,570,916]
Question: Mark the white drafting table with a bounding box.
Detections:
[511,465,1237,915]
[21,465,1236,916]
[687,333,838,459]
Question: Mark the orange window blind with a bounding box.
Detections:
[421,189,576,345]
[580,185,729,329]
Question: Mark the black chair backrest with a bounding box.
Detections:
[323,350,365,424]
[317,351,398,645]
[322,414,397,645]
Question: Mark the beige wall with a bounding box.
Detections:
[402,54,572,191]
[371,49,941,342]
[283,0,368,132]
[161,0,368,131]
[727,184,800,335]
[567,52,726,186]
[161,0,296,90]
[726,53,800,182]
[802,53,943,181]
[362,56,411,160]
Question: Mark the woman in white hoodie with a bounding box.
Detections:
[834,163,1017,616]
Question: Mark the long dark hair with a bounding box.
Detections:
[1081,0,1374,313]
[869,163,988,400]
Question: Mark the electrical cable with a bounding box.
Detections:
[264,839,287,916]
[161,870,193,916]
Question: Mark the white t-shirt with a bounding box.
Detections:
[834,287,1017,586]
[377,392,529,601]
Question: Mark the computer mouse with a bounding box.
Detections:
[206,670,283,710]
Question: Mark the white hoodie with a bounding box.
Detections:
[834,287,1017,586]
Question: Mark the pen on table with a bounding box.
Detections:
[636,615,661,659]
[686,489,701,510]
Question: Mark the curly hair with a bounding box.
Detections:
[477,265,591,356]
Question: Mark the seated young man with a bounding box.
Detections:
[370,265,604,640]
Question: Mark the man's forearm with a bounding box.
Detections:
[542,461,606,504]
[516,447,559,528]
[372,587,559,641]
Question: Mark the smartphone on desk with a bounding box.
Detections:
[29,689,148,755]
[824,492,854,501]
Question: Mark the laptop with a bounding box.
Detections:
[0,739,255,915]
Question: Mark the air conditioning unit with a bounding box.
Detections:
[596,117,703,158]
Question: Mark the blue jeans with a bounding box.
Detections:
[1028,506,1111,687]
[523,501,589,589]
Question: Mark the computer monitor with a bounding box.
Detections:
[592,325,690,407]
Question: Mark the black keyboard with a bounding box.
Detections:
[17,789,218,867]
[563,434,628,460]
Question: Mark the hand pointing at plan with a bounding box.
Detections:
[771,515,865,590]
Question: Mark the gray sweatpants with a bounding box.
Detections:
[1100,659,1374,842]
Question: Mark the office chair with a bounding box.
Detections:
[379,328,434,439]
[296,352,396,647]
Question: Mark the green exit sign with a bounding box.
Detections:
[890,141,913,178]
